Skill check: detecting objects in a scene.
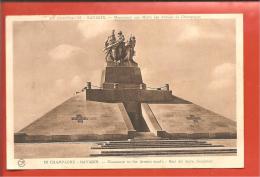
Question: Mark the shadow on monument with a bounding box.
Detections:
[123,102,150,132]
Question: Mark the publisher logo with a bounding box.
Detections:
[18,159,25,167]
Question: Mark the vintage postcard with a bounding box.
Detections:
[6,14,243,169]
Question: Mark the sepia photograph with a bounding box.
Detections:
[6,14,244,169]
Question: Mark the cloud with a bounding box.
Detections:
[177,25,200,42]
[89,70,102,85]
[71,75,83,88]
[176,24,224,43]
[141,67,155,83]
[55,79,64,88]
[77,20,116,39]
[209,63,235,89]
[48,44,84,60]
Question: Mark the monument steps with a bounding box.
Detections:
[132,132,163,140]
[90,149,237,156]
[105,140,207,143]
[92,139,224,150]
[90,139,236,156]
[92,145,224,149]
[99,141,209,145]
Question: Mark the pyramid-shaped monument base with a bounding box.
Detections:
[15,62,236,143]
[15,95,236,143]
[141,103,236,139]
[15,93,135,143]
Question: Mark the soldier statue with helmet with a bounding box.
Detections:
[104,30,137,66]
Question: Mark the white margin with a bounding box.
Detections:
[6,14,244,169]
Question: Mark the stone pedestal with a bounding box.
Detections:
[101,65,149,131]
[102,66,143,89]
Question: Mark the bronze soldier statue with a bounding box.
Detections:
[115,31,125,63]
[104,30,125,63]
[104,30,116,61]
[104,30,137,65]
[123,35,137,64]
[128,35,136,61]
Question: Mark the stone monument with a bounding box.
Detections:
[14,30,236,143]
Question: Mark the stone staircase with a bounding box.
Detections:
[90,138,237,156]
[132,132,164,140]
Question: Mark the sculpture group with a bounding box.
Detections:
[104,30,137,65]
